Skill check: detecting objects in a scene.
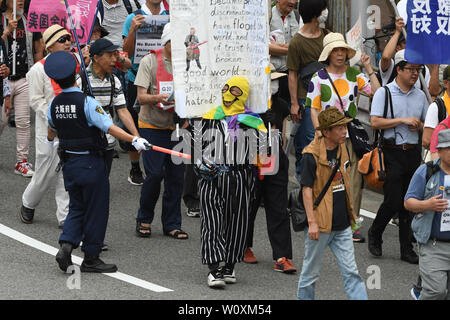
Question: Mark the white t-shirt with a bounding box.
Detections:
[424,102,446,129]
[380,58,430,89]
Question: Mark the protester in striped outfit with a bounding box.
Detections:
[194,76,267,288]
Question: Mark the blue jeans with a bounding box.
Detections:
[297,227,368,300]
[293,101,315,175]
[137,128,185,232]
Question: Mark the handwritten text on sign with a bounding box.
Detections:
[170,0,270,118]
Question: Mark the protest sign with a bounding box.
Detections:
[405,0,450,65]
[170,0,270,118]
[134,15,169,64]
[27,0,97,44]
[346,16,363,66]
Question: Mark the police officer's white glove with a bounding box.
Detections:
[45,137,55,147]
[132,136,150,151]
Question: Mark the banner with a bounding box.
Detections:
[405,0,450,64]
[346,15,363,67]
[170,0,270,118]
[134,15,169,64]
[27,0,98,44]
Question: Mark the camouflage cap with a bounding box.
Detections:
[316,107,352,131]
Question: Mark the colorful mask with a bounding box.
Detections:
[203,77,266,137]
[220,76,250,116]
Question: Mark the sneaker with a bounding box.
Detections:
[186,208,200,217]
[207,269,226,288]
[410,287,420,300]
[219,266,236,284]
[14,160,34,177]
[352,230,365,243]
[274,257,297,274]
[243,248,258,264]
[128,167,144,185]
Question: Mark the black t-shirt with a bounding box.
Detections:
[5,18,42,78]
[301,147,350,231]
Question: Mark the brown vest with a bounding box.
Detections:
[303,136,355,233]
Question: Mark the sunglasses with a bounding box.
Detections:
[221,84,243,97]
[56,35,71,44]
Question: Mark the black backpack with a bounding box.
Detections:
[435,97,447,124]
[425,160,440,183]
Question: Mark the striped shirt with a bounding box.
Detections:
[76,65,126,149]
[76,65,126,115]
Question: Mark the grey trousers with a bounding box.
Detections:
[418,240,450,300]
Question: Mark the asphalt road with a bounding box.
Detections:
[0,113,420,301]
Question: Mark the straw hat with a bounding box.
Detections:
[270,63,287,80]
[318,32,356,63]
[43,24,71,49]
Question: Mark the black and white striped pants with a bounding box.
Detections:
[199,167,255,265]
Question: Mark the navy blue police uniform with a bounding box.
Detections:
[45,51,117,273]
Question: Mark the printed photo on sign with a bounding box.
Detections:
[134,15,169,64]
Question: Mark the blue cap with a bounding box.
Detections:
[44,51,77,80]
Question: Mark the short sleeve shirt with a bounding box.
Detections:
[424,91,450,131]
[370,81,428,145]
[122,3,169,83]
[301,148,350,231]
[285,31,326,100]
[134,53,174,129]
[405,164,450,241]
[306,67,371,118]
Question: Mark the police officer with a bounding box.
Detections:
[45,51,150,273]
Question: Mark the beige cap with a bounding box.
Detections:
[318,32,356,63]
[43,24,71,49]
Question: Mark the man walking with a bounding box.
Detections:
[368,50,428,264]
[298,107,367,300]
[405,129,450,300]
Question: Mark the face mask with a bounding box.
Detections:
[271,79,279,96]
[221,76,250,116]
[317,9,328,24]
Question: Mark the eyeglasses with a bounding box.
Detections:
[56,35,71,44]
[222,84,243,97]
[403,66,424,74]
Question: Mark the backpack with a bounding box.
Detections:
[435,97,447,124]
[79,70,116,115]
[425,160,440,183]
[98,0,142,25]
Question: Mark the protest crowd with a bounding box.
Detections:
[1,0,450,300]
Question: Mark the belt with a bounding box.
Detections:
[383,144,418,151]
[64,150,105,159]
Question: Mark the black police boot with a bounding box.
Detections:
[368,227,382,257]
[80,256,118,273]
[401,248,419,264]
[19,205,35,224]
[56,242,73,272]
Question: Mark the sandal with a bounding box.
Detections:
[136,221,151,238]
[164,229,189,240]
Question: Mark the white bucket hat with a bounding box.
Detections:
[318,32,356,63]
[161,22,171,46]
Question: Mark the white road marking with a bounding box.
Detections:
[359,209,395,226]
[0,223,173,293]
